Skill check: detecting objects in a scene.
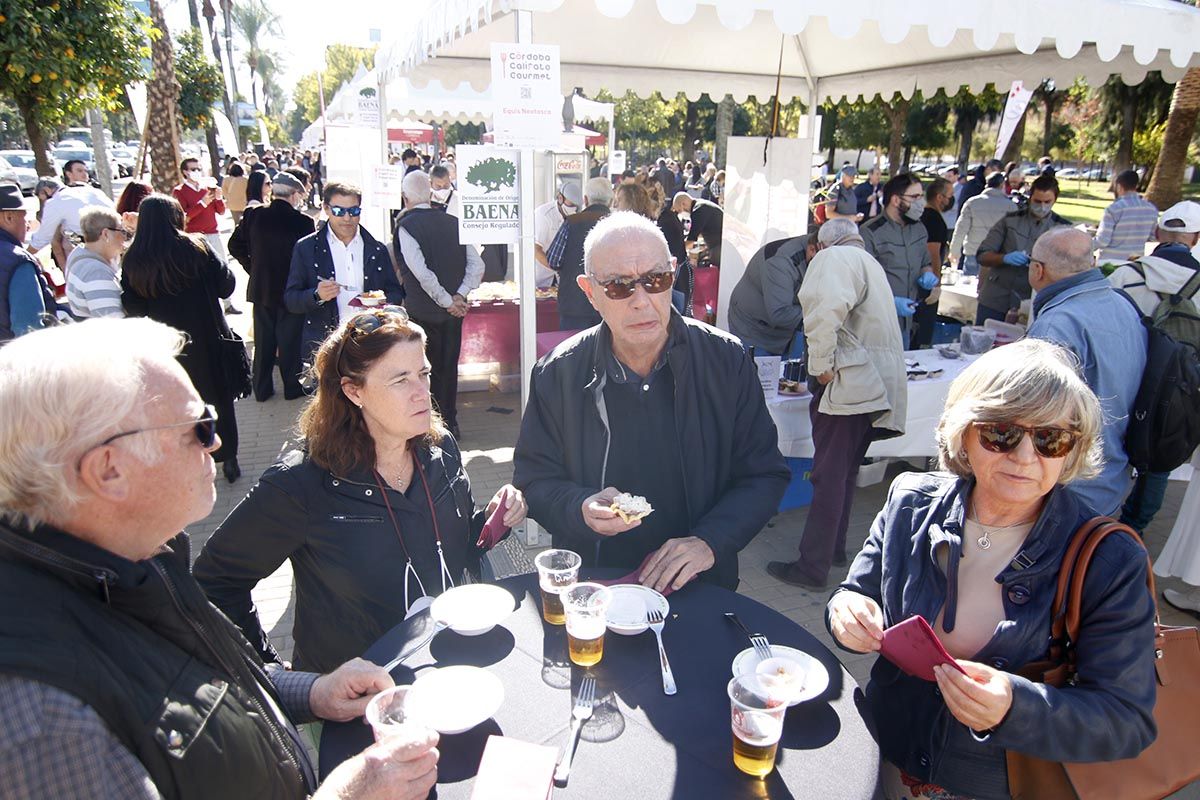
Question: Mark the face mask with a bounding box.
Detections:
[1030,202,1053,219]
[904,197,926,221]
[431,188,452,205]
[188,170,203,181]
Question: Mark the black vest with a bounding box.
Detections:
[396,207,468,320]
[556,206,608,325]
[0,523,313,799]
[0,230,56,341]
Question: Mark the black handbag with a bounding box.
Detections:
[201,256,252,400]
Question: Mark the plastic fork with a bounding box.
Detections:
[646,609,677,695]
[724,611,774,664]
[554,675,596,784]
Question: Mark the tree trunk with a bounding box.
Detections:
[88,108,114,198]
[1001,109,1027,165]
[1113,93,1137,175]
[1147,67,1200,208]
[146,0,182,193]
[714,93,735,169]
[681,99,699,163]
[16,94,53,176]
[884,96,910,175]
[1041,96,1055,156]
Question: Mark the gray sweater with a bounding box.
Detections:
[65,247,123,319]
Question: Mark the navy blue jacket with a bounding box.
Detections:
[283,222,404,360]
[830,472,1157,799]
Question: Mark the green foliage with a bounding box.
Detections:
[444,122,483,148]
[835,99,889,152]
[466,156,516,192]
[1132,122,1167,172]
[175,29,223,130]
[0,0,151,127]
[905,93,952,153]
[288,44,377,142]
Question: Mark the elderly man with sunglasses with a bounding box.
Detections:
[285,181,404,367]
[514,212,789,593]
[0,319,440,800]
[1025,226,1147,516]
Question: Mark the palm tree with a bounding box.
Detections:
[230,0,281,112]
[146,0,182,192]
[1146,67,1200,208]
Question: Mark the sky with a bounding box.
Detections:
[159,0,430,111]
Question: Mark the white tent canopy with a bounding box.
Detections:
[378,0,1200,104]
[384,77,494,124]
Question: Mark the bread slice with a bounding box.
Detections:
[609,492,653,524]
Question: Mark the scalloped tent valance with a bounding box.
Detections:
[377,0,1200,105]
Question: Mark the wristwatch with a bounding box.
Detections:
[313,288,326,305]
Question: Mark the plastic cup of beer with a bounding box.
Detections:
[364,685,416,742]
[562,582,611,667]
[535,549,581,625]
[728,674,788,778]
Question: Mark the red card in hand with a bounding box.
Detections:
[476,501,510,550]
[469,735,557,800]
[880,615,968,682]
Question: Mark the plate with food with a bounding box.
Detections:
[358,290,387,307]
[777,380,808,396]
[732,645,828,706]
[610,492,653,524]
[604,584,669,635]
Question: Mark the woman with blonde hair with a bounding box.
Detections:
[195,307,527,673]
[827,338,1157,799]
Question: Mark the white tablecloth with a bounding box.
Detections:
[938,278,979,324]
[768,350,980,460]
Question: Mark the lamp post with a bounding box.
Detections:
[221,0,242,151]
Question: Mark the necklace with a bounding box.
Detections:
[380,451,414,492]
[969,500,1036,551]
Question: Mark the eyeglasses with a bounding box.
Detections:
[105,226,132,238]
[328,205,362,217]
[335,306,410,376]
[588,267,675,300]
[974,422,1079,459]
[77,404,219,470]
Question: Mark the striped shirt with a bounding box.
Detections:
[0,666,317,799]
[1094,193,1158,264]
[65,247,124,319]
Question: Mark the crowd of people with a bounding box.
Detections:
[0,133,1196,800]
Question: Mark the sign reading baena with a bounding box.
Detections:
[456,144,520,246]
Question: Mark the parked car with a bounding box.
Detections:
[0,150,40,194]
[1057,167,1079,178]
[0,157,20,193]
[51,146,120,182]
[1082,167,1110,181]
[110,146,136,178]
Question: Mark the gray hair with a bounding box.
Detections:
[1032,226,1093,278]
[936,338,1102,483]
[584,176,613,207]
[0,319,187,530]
[79,205,121,243]
[35,177,62,197]
[818,218,863,248]
[402,169,431,205]
[583,210,669,276]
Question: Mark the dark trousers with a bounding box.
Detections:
[252,305,304,400]
[211,393,239,463]
[413,314,464,430]
[796,386,874,582]
[1120,470,1171,533]
[974,303,1008,325]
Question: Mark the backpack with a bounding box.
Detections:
[1118,263,1200,473]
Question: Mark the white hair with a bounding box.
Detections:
[0,318,187,530]
[583,210,669,275]
[585,176,613,207]
[402,169,431,205]
[818,218,863,247]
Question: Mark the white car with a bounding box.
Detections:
[110,146,137,178]
[0,150,40,194]
[52,146,120,182]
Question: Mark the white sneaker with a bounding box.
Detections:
[1163,587,1200,615]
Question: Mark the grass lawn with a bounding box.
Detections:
[1053,181,1112,226]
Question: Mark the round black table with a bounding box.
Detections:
[321,571,881,799]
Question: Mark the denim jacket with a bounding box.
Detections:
[829,472,1157,799]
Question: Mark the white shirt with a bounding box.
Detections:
[533,200,565,289]
[394,204,485,309]
[29,184,114,250]
[327,226,365,321]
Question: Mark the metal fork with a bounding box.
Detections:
[646,609,677,695]
[724,612,774,664]
[554,676,596,784]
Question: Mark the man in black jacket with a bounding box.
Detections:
[0,319,438,800]
[548,176,612,331]
[229,172,315,401]
[514,211,790,592]
[283,181,404,366]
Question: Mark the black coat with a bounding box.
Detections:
[228,199,315,309]
[194,439,490,674]
[512,312,790,589]
[283,222,404,359]
[121,247,235,405]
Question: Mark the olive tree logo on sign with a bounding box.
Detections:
[466,157,516,193]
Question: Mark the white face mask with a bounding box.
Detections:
[904,196,926,221]
[1030,202,1053,219]
[188,169,203,181]
[431,188,452,204]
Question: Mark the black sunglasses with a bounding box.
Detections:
[589,267,675,300]
[329,205,362,217]
[78,404,219,470]
[336,306,410,376]
[974,422,1078,459]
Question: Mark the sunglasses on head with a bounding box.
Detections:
[974,422,1078,459]
[588,267,675,300]
[329,205,362,217]
[336,306,410,376]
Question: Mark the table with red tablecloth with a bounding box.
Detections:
[460,297,560,365]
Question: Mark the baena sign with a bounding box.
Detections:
[456,144,520,245]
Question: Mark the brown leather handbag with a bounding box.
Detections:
[1007,518,1200,800]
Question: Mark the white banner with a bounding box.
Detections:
[490,42,561,149]
[456,144,520,245]
[609,149,627,175]
[367,164,407,210]
[126,83,147,138]
[211,108,239,161]
[995,80,1034,160]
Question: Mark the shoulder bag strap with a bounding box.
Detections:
[1047,517,1110,646]
[1062,519,1155,646]
[1177,267,1200,303]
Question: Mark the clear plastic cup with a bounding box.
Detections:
[535,549,581,625]
[562,582,611,667]
[365,685,415,742]
[728,674,789,777]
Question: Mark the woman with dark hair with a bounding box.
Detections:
[193,308,527,673]
[120,194,242,482]
[115,179,153,234]
[245,169,269,209]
